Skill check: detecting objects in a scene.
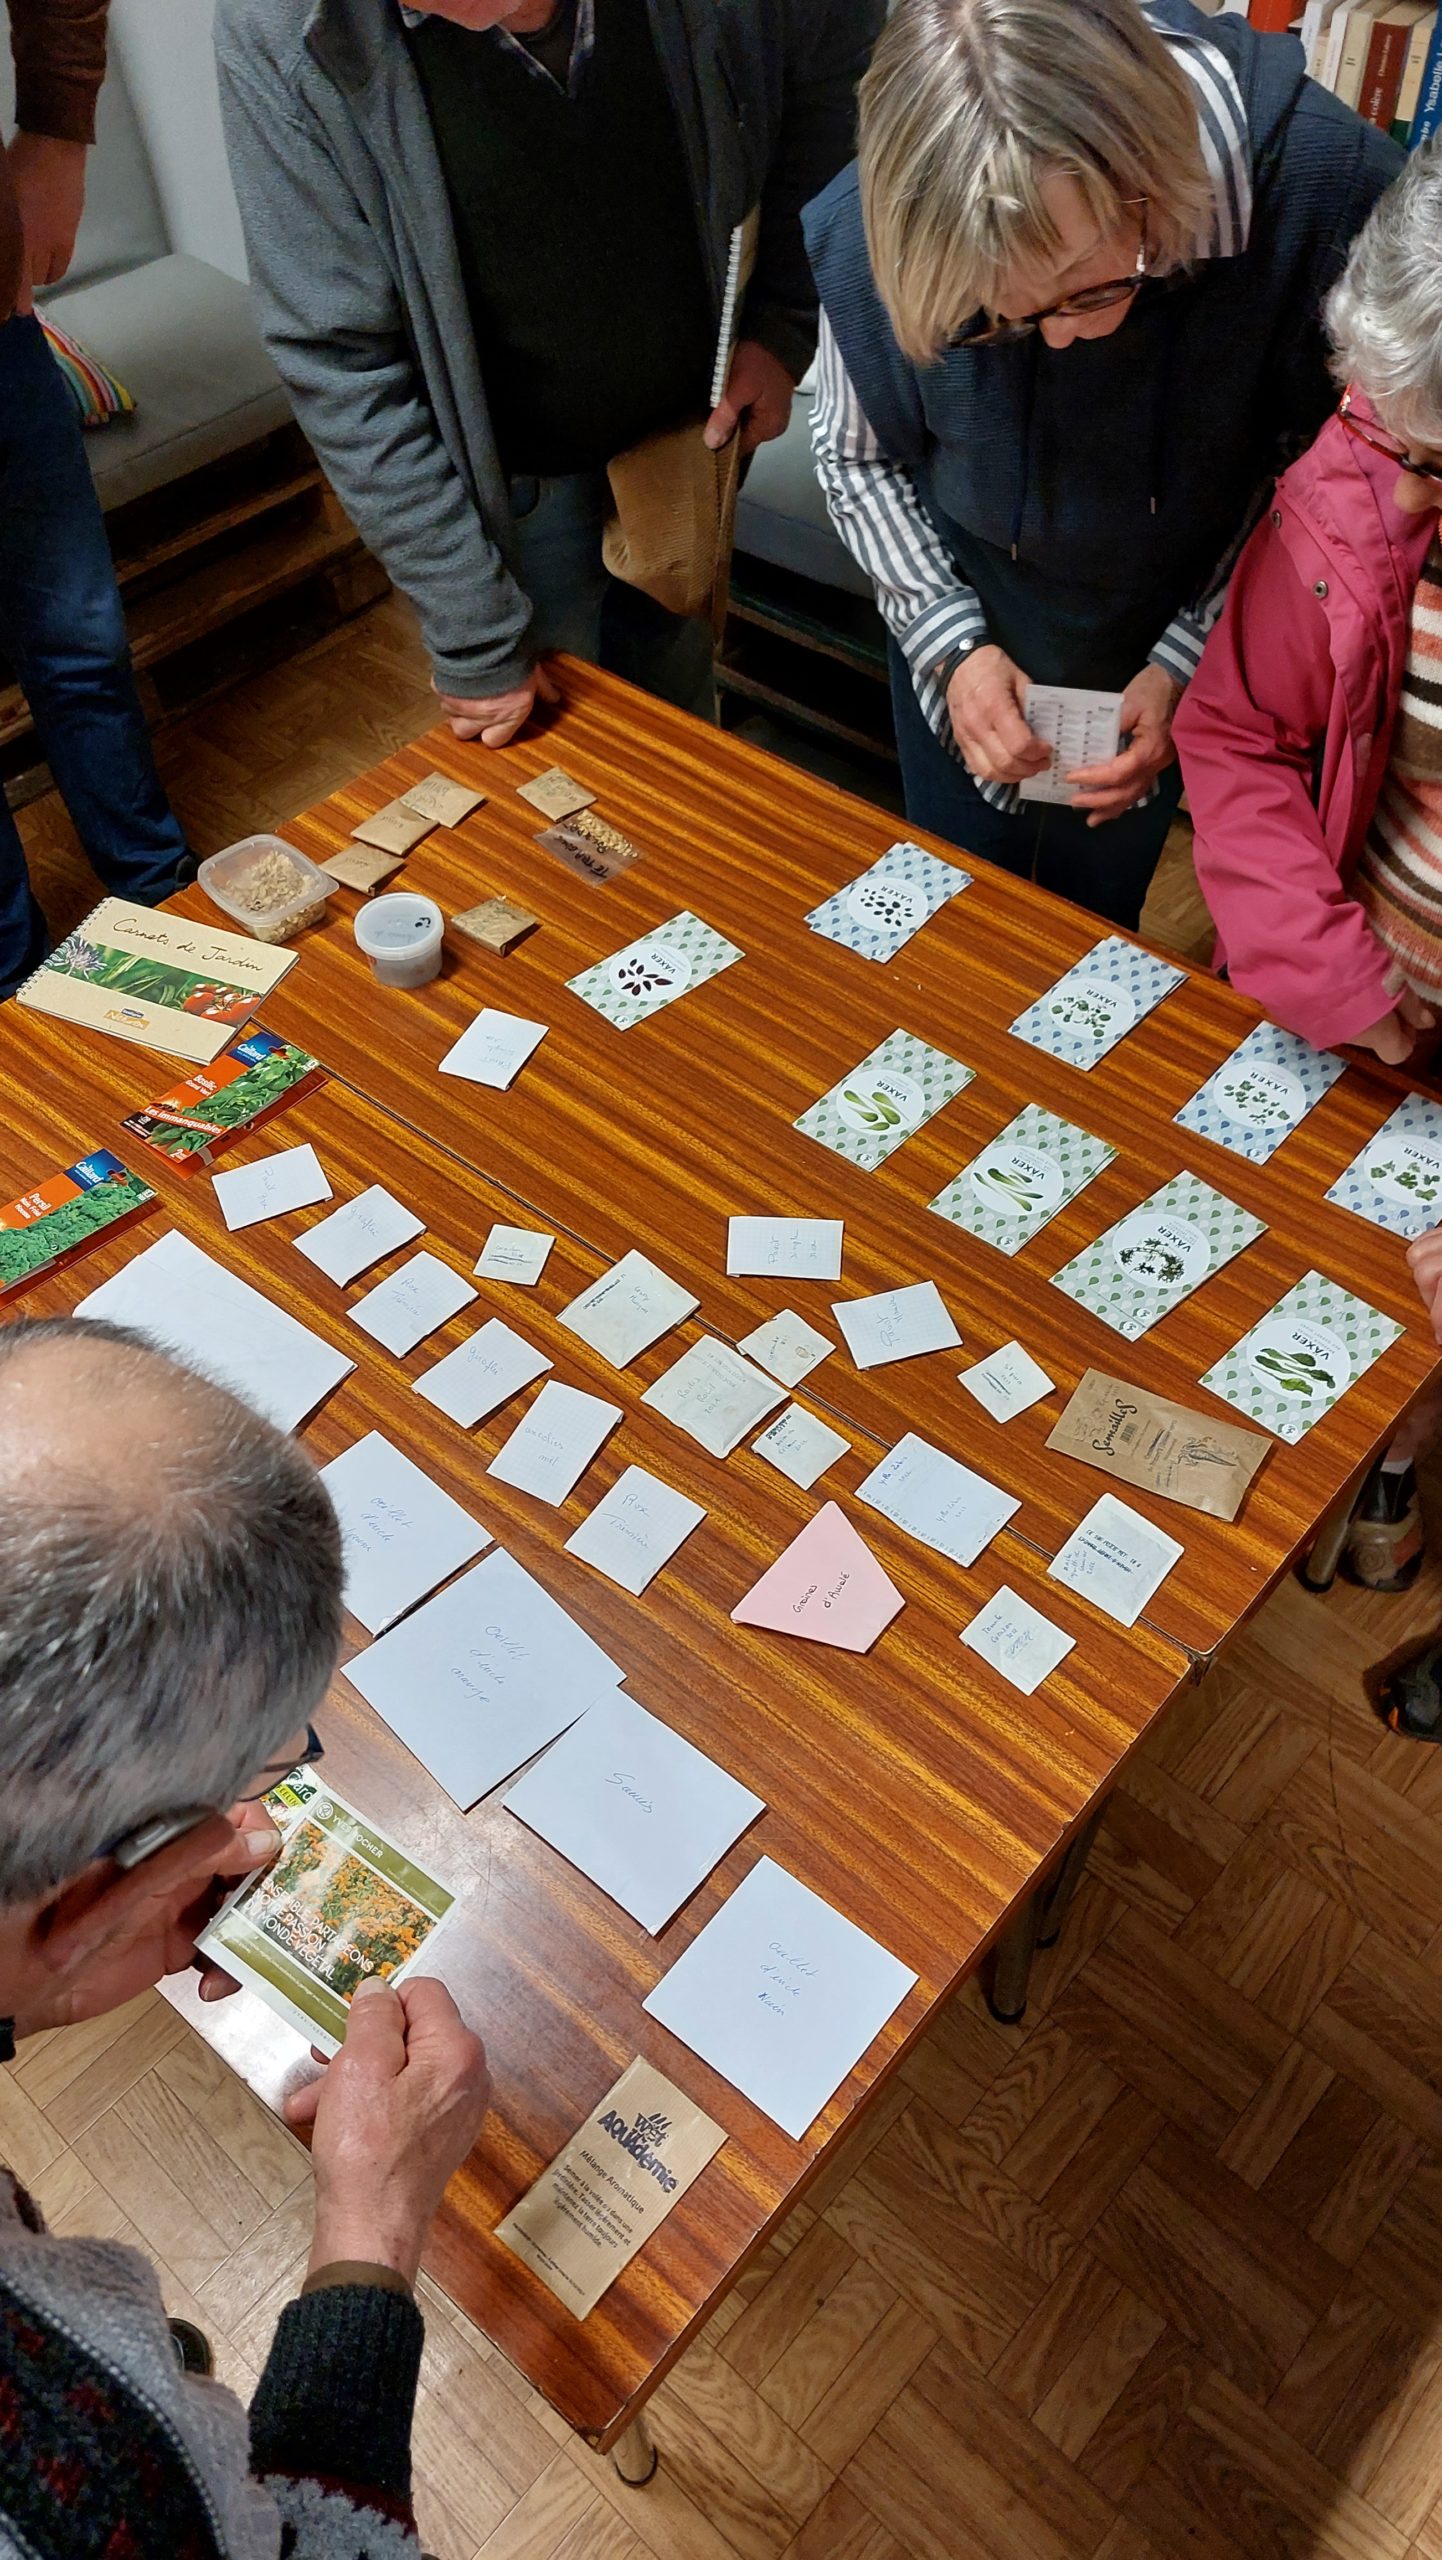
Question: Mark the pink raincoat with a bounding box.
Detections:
[1175,399,1436,1050]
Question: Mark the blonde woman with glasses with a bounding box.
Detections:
[805,0,1399,928]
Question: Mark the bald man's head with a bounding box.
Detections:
[0,1317,342,1905]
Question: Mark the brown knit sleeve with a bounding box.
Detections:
[9,0,110,146]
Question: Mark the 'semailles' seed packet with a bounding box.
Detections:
[1199,1271,1404,1444]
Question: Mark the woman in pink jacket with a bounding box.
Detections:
[1177,148,1442,1696]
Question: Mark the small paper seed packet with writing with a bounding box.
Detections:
[399,772,485,828]
[1051,1172,1265,1340]
[1198,1270,1404,1444]
[805,840,971,963]
[350,800,434,857]
[516,766,595,820]
[929,1105,1114,1254]
[567,911,742,1031]
[496,2057,724,2321]
[1009,936,1185,1069]
[794,1028,973,1171]
[1325,1093,1442,1239]
[1174,1021,1344,1166]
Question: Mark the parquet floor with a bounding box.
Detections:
[9,597,1442,2560]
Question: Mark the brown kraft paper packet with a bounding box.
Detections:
[1046,1368,1269,1521]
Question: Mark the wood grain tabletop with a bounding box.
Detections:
[166,658,1442,1662]
[0,1011,1188,2445]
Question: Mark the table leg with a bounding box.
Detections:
[1037,1806,1106,1950]
[1299,1481,1360,1593]
[612,2414,659,2487]
[986,1804,1105,2024]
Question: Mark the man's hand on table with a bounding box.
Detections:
[290,1976,490,2290]
[435,665,560,748]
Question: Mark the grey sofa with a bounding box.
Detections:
[1,0,290,513]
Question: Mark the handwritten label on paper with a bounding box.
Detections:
[320,1430,491,1634]
[343,1548,623,1806]
[296,1184,425,1286]
[642,1856,918,2140]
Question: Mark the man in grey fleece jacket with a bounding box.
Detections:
[215,0,880,748]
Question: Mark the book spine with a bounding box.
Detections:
[1361,19,1410,122]
[1337,4,1383,105]
[1413,1,1442,132]
[1395,4,1437,129]
[1322,0,1355,87]
[1249,0,1299,26]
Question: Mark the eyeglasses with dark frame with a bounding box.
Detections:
[98,1724,326,1872]
[954,199,1152,349]
[1339,387,1442,488]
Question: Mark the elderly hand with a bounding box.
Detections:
[704,339,794,457]
[13,1804,280,2037]
[1067,665,1181,825]
[8,132,87,292]
[290,1976,490,2289]
[435,664,559,747]
[1409,1224,1442,1344]
[945,646,1050,786]
[1354,966,1435,1066]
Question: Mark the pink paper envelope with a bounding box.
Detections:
[731,1502,904,1653]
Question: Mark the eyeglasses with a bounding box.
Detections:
[1339,387,1442,488]
[98,1725,325,1872]
[955,201,1152,349]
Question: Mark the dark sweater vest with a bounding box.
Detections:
[409,0,715,477]
[804,1,1402,689]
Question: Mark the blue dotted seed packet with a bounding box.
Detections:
[1325,1093,1442,1240]
[1175,1023,1345,1166]
[1009,937,1186,1070]
[805,841,972,963]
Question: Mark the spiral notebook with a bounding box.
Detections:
[16,898,297,1062]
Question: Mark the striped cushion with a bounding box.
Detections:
[39,315,135,426]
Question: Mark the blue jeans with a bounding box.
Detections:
[509,468,715,721]
[0,315,186,996]
[889,644,1185,932]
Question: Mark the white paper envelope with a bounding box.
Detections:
[212,1143,331,1233]
[413,1319,551,1428]
[1048,1493,1183,1627]
[564,1466,706,1595]
[343,1547,623,1806]
[726,1217,844,1282]
[475,1225,554,1285]
[321,1430,491,1634]
[486,1380,622,1503]
[832,1282,961,1371]
[76,1231,353,1432]
[296,1185,424,1286]
[558,1251,699,1370]
[642,1337,785,1457]
[438,1009,548,1089]
[643,1856,917,2140]
[349,1251,477,1357]
[505,1691,763,1933]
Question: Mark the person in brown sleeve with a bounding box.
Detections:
[0,0,188,1001]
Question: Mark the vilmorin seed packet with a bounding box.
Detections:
[0,1151,155,1299]
[121,1031,320,1173]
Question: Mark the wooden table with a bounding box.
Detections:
[11,656,1437,2451]
[0,1012,1188,2448]
[177,657,1442,1664]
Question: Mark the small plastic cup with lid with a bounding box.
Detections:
[353,892,444,989]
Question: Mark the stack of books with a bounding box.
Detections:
[1224,0,1442,145]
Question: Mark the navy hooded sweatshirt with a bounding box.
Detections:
[803,1,1400,693]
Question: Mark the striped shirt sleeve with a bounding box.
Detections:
[809,314,988,749]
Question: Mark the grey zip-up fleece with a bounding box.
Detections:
[214,0,880,698]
